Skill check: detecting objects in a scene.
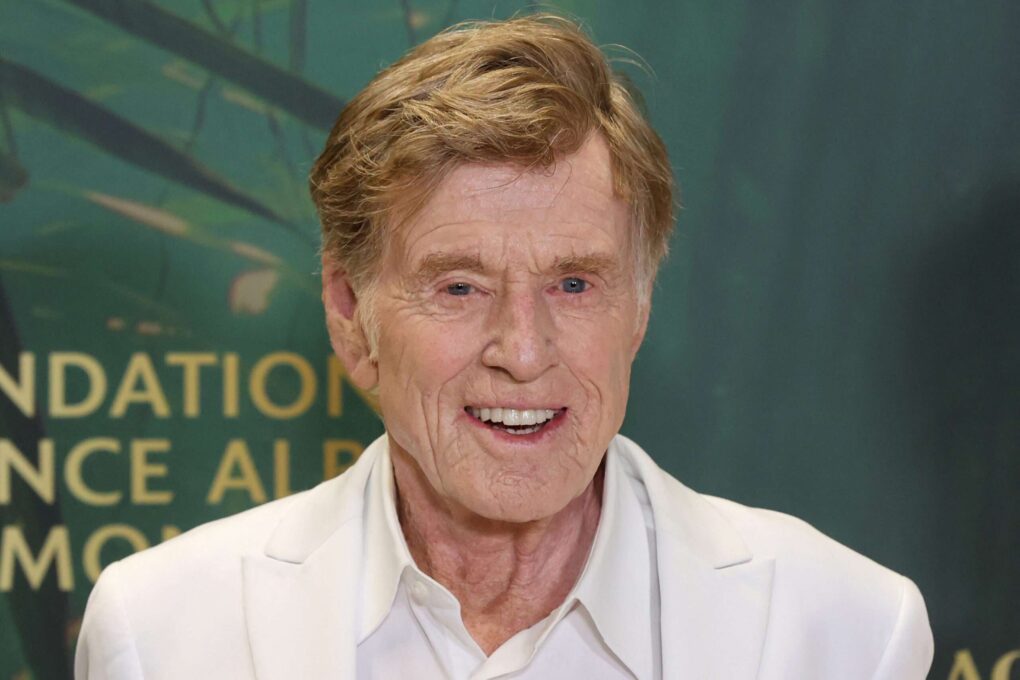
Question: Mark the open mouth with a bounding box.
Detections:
[465,406,566,436]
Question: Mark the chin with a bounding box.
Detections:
[460,479,580,525]
[474,504,560,525]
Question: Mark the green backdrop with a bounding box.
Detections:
[1,1,1017,678]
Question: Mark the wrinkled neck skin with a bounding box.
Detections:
[390,445,604,655]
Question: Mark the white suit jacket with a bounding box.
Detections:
[75,434,934,679]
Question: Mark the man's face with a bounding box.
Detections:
[371,135,648,522]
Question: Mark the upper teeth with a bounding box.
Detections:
[469,407,557,426]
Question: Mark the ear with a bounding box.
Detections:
[321,259,379,391]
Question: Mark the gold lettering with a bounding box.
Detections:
[130,439,173,505]
[49,352,106,418]
[0,352,34,417]
[328,355,343,417]
[166,352,217,417]
[0,525,72,591]
[323,439,363,480]
[0,438,55,504]
[992,650,1020,680]
[161,525,181,542]
[109,353,170,418]
[223,352,240,417]
[949,650,982,680]
[249,352,316,419]
[65,438,121,506]
[207,439,267,504]
[83,524,149,584]
[273,439,291,499]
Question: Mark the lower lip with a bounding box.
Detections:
[462,408,567,444]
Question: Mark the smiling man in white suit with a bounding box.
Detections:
[75,14,933,680]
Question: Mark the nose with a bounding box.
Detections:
[481,286,557,382]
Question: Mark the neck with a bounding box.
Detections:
[390,445,604,655]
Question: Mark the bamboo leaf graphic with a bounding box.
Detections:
[82,190,289,269]
[0,151,28,202]
[0,278,70,680]
[0,58,312,243]
[229,268,280,315]
[288,0,309,74]
[61,0,344,130]
[78,190,319,297]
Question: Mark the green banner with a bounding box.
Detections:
[1,1,1016,678]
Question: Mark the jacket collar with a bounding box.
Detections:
[613,434,774,680]
[242,435,382,680]
[242,434,774,680]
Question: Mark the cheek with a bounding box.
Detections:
[559,323,635,426]
[377,316,483,417]
[561,316,635,381]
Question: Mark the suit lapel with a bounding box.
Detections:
[243,526,361,680]
[242,438,382,680]
[614,436,775,680]
[656,535,774,679]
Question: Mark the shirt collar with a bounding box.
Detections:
[357,438,656,680]
[357,440,412,643]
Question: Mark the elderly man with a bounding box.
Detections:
[75,15,933,680]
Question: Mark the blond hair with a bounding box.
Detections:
[311,14,675,311]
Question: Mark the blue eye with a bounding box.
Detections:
[446,282,473,296]
[560,277,588,294]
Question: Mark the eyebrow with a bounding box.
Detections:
[412,252,486,284]
[553,253,620,277]
[410,250,622,285]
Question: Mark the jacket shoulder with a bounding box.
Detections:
[76,494,310,679]
[613,431,932,678]
[701,495,933,678]
[75,455,373,680]
[107,436,380,586]
[703,494,905,596]
[110,489,306,587]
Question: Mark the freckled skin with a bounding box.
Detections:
[323,135,650,654]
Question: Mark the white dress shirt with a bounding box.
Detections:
[355,443,662,680]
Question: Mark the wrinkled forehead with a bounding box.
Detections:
[385,136,634,267]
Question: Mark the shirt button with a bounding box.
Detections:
[410,580,429,605]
